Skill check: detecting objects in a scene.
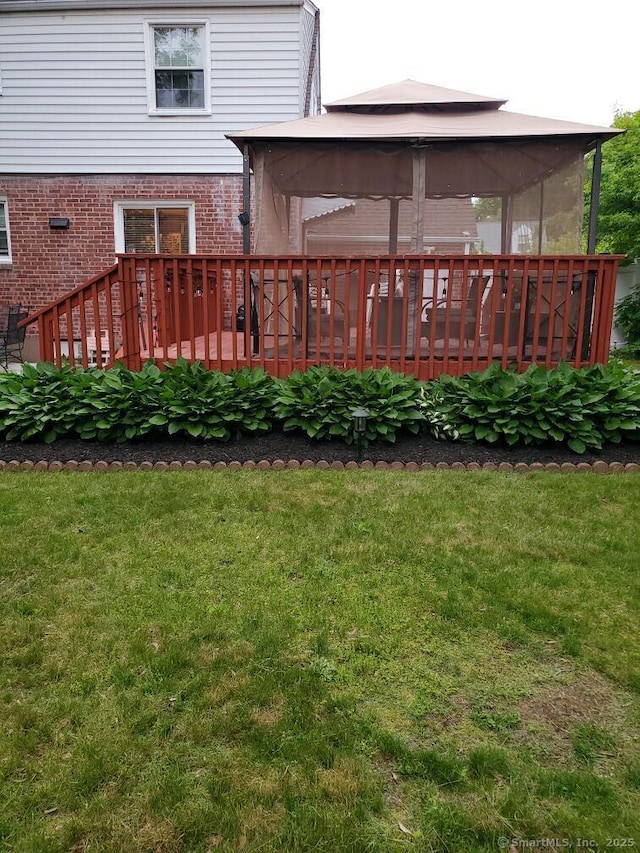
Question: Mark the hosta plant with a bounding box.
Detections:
[0,360,274,443]
[421,361,640,453]
[273,365,425,444]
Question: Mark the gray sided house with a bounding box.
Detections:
[0,0,320,350]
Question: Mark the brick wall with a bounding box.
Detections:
[0,174,244,317]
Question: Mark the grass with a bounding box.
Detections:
[1,471,639,852]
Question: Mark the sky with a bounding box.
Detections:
[317,0,639,127]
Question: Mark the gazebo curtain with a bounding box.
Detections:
[252,139,586,255]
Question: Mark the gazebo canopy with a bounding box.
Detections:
[227,80,621,255]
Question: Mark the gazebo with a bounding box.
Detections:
[230,79,615,259]
[26,80,623,377]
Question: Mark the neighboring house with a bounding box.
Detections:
[0,0,320,340]
[303,197,479,255]
[477,220,536,254]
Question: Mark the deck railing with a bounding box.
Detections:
[22,254,621,379]
[23,264,121,369]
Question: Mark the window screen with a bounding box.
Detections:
[153,26,205,110]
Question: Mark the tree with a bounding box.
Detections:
[472,196,501,221]
[587,110,640,263]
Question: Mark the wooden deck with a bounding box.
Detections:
[23,253,621,379]
[135,330,523,363]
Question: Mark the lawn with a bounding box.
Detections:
[1,471,639,852]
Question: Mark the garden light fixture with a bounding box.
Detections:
[352,407,370,435]
[351,407,370,461]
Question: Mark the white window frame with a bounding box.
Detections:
[0,198,12,264]
[114,201,196,254]
[143,20,211,116]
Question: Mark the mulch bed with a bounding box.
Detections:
[2,431,640,466]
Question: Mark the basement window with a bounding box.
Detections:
[114,202,195,254]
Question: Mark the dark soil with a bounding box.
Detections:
[2,431,640,466]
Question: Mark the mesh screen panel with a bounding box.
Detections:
[253,140,587,255]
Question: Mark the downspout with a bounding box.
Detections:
[303,9,320,117]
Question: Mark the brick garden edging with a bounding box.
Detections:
[0,459,638,473]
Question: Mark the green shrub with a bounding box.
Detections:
[73,361,166,442]
[1,360,639,453]
[421,361,640,453]
[273,366,424,444]
[156,361,274,441]
[0,360,274,443]
[0,362,90,443]
[614,284,640,357]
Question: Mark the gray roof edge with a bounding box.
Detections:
[0,0,304,11]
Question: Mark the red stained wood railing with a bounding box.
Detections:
[21,254,622,379]
[21,264,121,369]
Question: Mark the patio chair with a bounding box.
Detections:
[0,304,29,370]
[421,275,490,345]
[307,298,349,342]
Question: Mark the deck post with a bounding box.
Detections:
[118,257,142,371]
[587,139,603,254]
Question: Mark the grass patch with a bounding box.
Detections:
[1,471,639,851]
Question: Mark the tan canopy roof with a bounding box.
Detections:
[228,78,620,147]
[325,79,506,111]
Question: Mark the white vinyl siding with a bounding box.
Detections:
[0,199,11,262]
[0,5,305,174]
[114,201,195,253]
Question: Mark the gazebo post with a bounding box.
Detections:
[537,181,545,254]
[242,143,251,254]
[582,138,604,360]
[587,139,603,254]
[412,148,427,252]
[501,194,513,254]
[389,198,399,254]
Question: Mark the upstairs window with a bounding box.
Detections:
[115,202,195,254]
[145,22,210,115]
[0,200,11,263]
